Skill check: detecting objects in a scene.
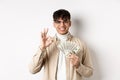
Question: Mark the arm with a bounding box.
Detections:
[29,47,47,74]
[76,44,93,77]
[29,28,53,74]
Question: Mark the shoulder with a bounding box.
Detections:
[71,36,87,48]
[71,36,83,44]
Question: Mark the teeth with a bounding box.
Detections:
[60,28,65,31]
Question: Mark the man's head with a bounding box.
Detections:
[53,9,71,35]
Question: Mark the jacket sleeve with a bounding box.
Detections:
[28,46,47,74]
[76,43,93,77]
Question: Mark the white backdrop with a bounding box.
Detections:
[0,0,120,80]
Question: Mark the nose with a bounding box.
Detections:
[60,22,65,26]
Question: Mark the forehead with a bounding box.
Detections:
[56,18,69,21]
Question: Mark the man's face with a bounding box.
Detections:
[53,18,71,35]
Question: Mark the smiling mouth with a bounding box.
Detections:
[59,28,66,31]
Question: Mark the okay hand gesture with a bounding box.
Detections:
[40,28,53,50]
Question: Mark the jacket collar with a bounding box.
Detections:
[54,32,73,42]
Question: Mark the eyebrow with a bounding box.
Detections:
[54,19,70,22]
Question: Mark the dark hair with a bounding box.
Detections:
[53,9,71,21]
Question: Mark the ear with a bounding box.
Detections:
[53,22,55,28]
[69,21,71,27]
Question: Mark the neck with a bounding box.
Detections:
[57,32,69,41]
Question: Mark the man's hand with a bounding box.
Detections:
[40,28,53,50]
[68,54,80,68]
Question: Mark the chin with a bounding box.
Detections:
[58,32,68,35]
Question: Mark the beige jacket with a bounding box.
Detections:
[29,34,93,80]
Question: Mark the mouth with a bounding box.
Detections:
[59,28,66,31]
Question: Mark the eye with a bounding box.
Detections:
[55,21,61,24]
[64,20,69,23]
[54,20,70,24]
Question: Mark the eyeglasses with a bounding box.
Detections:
[54,20,70,24]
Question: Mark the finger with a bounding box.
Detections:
[69,54,79,61]
[70,54,78,59]
[47,37,53,44]
[70,59,76,66]
[42,28,48,39]
[41,32,44,38]
[47,36,53,41]
[44,28,48,34]
[68,54,74,58]
[43,28,48,37]
[68,55,75,60]
[70,58,78,65]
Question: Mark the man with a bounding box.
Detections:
[29,9,93,80]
